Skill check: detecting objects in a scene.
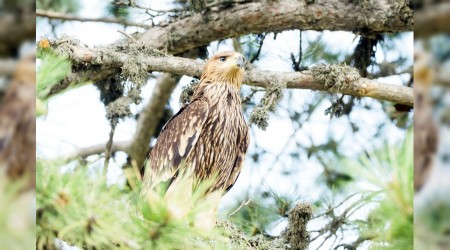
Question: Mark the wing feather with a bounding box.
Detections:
[225,124,250,192]
[143,99,209,187]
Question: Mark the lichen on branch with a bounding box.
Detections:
[282,202,312,250]
[311,64,360,92]
[249,80,286,130]
[179,78,200,106]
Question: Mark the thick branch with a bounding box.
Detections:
[36,9,150,28]
[128,73,180,168]
[415,3,450,38]
[137,0,413,53]
[55,44,413,107]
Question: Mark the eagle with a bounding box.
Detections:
[142,51,249,213]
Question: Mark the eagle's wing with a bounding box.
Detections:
[144,99,209,187]
[225,124,250,192]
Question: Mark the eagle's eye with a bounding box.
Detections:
[219,56,226,62]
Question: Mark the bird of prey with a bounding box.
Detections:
[142,51,249,199]
[0,52,36,188]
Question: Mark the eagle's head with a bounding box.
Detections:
[201,51,246,87]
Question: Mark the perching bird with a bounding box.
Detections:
[0,52,36,188]
[142,51,249,199]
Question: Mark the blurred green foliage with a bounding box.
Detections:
[36,160,235,249]
[36,51,72,116]
[0,172,35,250]
[349,129,413,249]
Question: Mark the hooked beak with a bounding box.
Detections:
[235,55,245,69]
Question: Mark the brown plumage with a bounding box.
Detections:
[0,53,36,188]
[143,51,249,194]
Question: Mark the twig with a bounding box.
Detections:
[229,199,252,218]
[312,192,362,219]
[57,141,131,162]
[103,118,118,175]
[117,30,137,42]
[249,33,267,63]
[36,9,150,28]
[316,233,335,250]
[241,87,264,104]
[112,0,181,13]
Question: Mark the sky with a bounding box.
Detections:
[36,0,414,247]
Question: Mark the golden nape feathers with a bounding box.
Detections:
[142,52,249,228]
[0,53,36,188]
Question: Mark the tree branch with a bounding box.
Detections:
[60,140,131,162]
[47,42,413,107]
[36,9,150,28]
[137,0,413,54]
[127,73,180,168]
[415,2,450,38]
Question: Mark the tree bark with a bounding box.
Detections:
[137,0,413,54]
